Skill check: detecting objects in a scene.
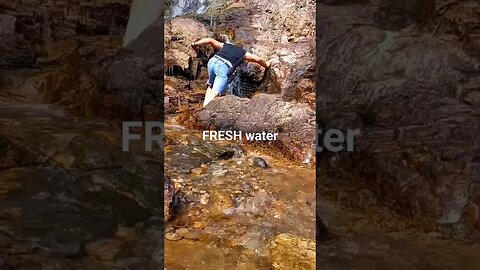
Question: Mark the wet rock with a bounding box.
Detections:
[198,94,316,164]
[212,0,315,101]
[199,193,210,205]
[210,189,236,212]
[166,141,235,173]
[165,232,182,241]
[182,230,208,241]
[193,221,207,229]
[0,233,14,248]
[244,191,271,216]
[317,213,330,242]
[0,255,13,270]
[85,238,124,261]
[269,233,315,270]
[102,16,164,120]
[165,174,175,221]
[115,226,138,243]
[252,157,268,168]
[43,234,82,257]
[175,228,189,235]
[212,168,228,176]
[0,105,164,268]
[0,0,129,70]
[0,207,22,220]
[191,167,206,175]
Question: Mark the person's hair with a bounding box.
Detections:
[213,33,229,43]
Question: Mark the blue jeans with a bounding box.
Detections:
[207,55,231,95]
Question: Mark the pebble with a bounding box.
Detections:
[252,157,268,168]
[223,208,236,215]
[175,228,189,235]
[212,169,228,176]
[193,221,207,229]
[165,232,182,241]
[191,167,204,175]
[199,193,210,204]
[115,226,138,243]
[190,209,201,216]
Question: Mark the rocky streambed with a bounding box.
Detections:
[164,122,316,269]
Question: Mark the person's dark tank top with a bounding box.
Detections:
[215,43,245,66]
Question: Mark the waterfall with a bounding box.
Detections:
[123,0,209,46]
[169,0,209,18]
[123,0,163,47]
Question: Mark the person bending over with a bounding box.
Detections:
[191,36,271,107]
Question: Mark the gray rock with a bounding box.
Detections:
[252,157,268,168]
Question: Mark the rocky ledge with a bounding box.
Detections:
[317,0,480,237]
[163,0,316,165]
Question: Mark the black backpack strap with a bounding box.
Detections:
[227,50,246,76]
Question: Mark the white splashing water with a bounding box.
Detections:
[170,0,208,17]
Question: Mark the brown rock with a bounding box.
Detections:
[165,174,175,221]
[197,94,316,164]
[210,189,236,212]
[165,17,212,71]
[115,226,138,243]
[317,2,480,235]
[85,238,124,261]
[269,233,315,270]
[191,167,206,176]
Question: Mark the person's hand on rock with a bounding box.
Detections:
[266,59,272,68]
[268,58,280,68]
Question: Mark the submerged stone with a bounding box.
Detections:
[252,157,268,168]
[269,233,315,270]
[85,238,124,261]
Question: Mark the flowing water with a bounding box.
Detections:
[163,120,316,269]
[169,0,209,17]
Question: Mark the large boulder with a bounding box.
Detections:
[197,94,316,165]
[102,18,164,120]
[210,0,316,103]
[101,16,212,120]
[317,3,480,236]
[164,17,212,72]
[0,104,163,268]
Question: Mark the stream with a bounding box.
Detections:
[163,118,316,269]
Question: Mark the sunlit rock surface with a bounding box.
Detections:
[317,1,480,237]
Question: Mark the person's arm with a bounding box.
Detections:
[244,52,270,69]
[191,38,224,50]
